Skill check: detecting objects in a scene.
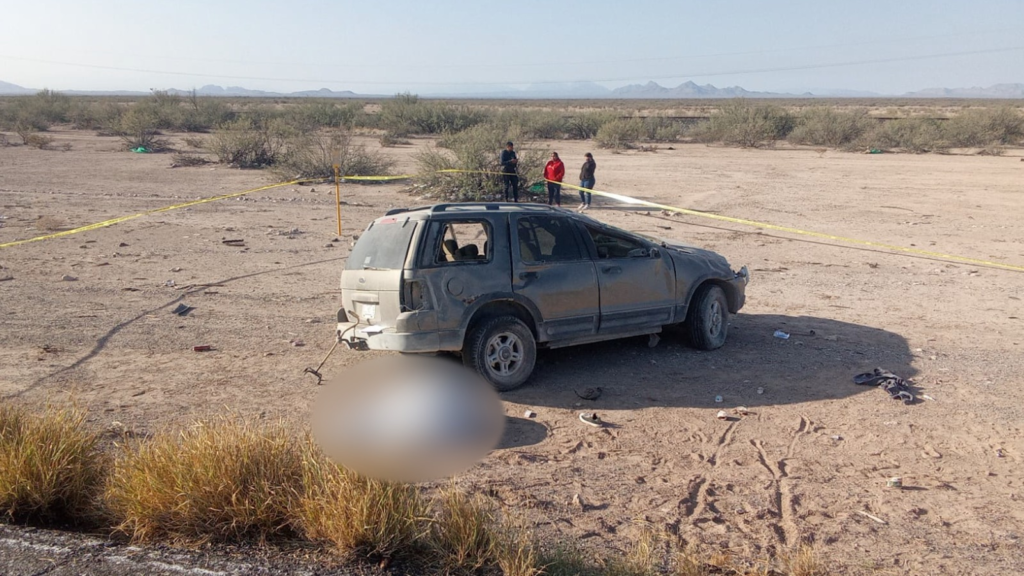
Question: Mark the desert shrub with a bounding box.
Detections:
[171,152,210,167]
[380,93,486,136]
[182,135,205,148]
[2,89,73,131]
[492,109,571,139]
[275,129,394,180]
[789,107,873,148]
[0,404,105,525]
[18,130,55,150]
[418,123,544,201]
[0,133,8,147]
[566,111,618,140]
[206,114,288,168]
[596,118,646,149]
[943,106,1024,147]
[860,117,947,153]
[379,131,410,147]
[297,446,426,559]
[116,106,171,152]
[283,101,360,131]
[692,100,795,147]
[178,92,235,133]
[105,417,305,543]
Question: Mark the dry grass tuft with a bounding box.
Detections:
[297,442,426,559]
[0,404,106,525]
[778,545,827,576]
[429,485,500,571]
[35,215,67,231]
[104,417,304,543]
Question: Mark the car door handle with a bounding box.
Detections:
[601,266,622,274]
[519,271,538,280]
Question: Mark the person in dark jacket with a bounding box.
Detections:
[499,141,519,202]
[543,151,565,206]
[578,152,596,211]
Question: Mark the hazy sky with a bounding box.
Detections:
[0,0,1021,94]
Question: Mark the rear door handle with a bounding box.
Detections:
[519,271,538,280]
[601,266,622,274]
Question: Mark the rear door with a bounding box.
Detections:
[341,215,419,330]
[578,223,676,333]
[511,214,599,342]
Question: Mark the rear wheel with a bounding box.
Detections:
[685,284,730,350]
[463,316,537,391]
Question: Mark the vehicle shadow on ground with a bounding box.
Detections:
[506,313,918,410]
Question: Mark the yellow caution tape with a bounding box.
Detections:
[3,167,1021,274]
[549,179,1024,273]
[0,179,303,249]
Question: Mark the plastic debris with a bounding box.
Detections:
[192,345,213,352]
[714,395,723,403]
[716,410,728,420]
[757,387,765,395]
[61,275,78,281]
[773,330,790,340]
[524,410,536,418]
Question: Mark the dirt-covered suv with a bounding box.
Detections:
[337,203,749,390]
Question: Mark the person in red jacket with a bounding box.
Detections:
[543,152,565,207]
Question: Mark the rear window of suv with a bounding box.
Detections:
[345,218,417,270]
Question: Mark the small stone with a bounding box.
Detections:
[324,243,335,248]
[61,275,78,281]
[118,242,129,247]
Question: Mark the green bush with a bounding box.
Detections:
[861,117,947,153]
[283,101,360,131]
[274,130,395,180]
[943,106,1024,147]
[566,111,617,140]
[207,114,288,168]
[379,93,486,136]
[596,118,645,149]
[693,100,795,147]
[788,107,873,148]
[117,106,171,152]
[418,124,543,201]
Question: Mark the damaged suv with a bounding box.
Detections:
[338,203,749,390]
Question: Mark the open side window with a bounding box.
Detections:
[516,216,584,263]
[584,225,647,259]
[427,220,492,265]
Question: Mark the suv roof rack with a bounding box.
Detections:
[430,203,556,213]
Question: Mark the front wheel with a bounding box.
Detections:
[684,284,730,350]
[463,316,537,391]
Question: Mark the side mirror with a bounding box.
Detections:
[627,248,650,259]
[650,247,660,258]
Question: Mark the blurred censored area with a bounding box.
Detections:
[312,356,505,483]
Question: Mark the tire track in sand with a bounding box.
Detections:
[751,414,813,546]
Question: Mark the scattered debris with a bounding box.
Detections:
[571,493,584,508]
[921,394,936,401]
[579,412,602,427]
[856,510,887,524]
[192,345,213,352]
[733,406,750,416]
[996,449,1005,458]
[757,387,764,395]
[61,274,78,281]
[716,410,729,420]
[0,275,13,282]
[118,242,129,247]
[170,267,182,272]
[164,280,176,287]
[574,387,602,401]
[222,239,245,246]
[170,303,193,316]
[831,435,843,441]
[773,330,790,340]
[524,410,536,418]
[714,395,723,403]
[887,477,903,489]
[121,287,141,292]
[290,339,305,347]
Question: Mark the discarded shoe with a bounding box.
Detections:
[579,412,602,427]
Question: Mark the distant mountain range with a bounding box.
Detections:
[1,79,1022,99]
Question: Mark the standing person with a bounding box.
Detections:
[499,141,519,202]
[543,151,565,207]
[578,152,596,211]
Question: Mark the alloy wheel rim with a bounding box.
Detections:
[485,332,523,377]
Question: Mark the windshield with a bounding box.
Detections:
[345,218,417,271]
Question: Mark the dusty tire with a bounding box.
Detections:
[685,284,730,350]
[463,316,537,391]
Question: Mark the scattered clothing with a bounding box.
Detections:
[853,368,915,404]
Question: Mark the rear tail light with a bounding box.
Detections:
[402,280,425,311]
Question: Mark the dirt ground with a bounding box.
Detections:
[2,130,1023,575]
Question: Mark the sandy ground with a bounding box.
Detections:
[2,130,1023,575]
